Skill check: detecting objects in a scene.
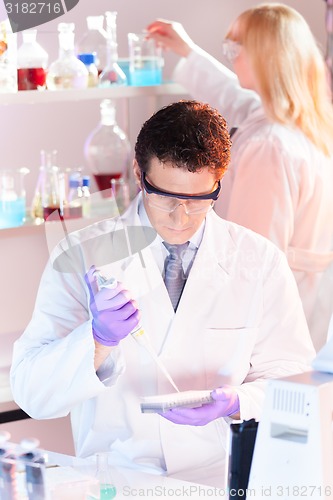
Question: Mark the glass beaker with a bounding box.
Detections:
[0,168,29,229]
[128,33,163,86]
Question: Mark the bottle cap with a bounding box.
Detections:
[77,53,96,65]
[82,175,90,187]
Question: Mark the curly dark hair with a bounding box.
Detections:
[135,100,231,178]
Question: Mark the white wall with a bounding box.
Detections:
[0,0,328,455]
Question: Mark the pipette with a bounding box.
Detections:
[95,272,180,392]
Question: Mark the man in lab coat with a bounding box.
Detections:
[10,100,315,487]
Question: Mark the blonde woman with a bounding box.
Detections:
[147,4,333,351]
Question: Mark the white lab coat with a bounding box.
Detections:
[173,46,333,351]
[10,194,315,486]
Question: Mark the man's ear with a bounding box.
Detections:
[132,160,142,188]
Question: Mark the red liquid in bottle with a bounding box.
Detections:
[43,206,63,221]
[94,173,123,197]
[18,67,47,90]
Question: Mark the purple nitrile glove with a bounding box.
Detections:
[85,266,141,347]
[159,386,240,426]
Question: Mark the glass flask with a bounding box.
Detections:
[95,452,116,500]
[46,23,88,90]
[17,30,48,91]
[84,99,131,197]
[0,168,29,229]
[76,15,108,75]
[99,11,127,87]
[0,19,17,93]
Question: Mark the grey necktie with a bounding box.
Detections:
[163,241,189,311]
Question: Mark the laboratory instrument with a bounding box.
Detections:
[0,19,17,93]
[128,32,163,86]
[99,11,127,87]
[110,177,130,214]
[39,150,60,221]
[46,23,88,90]
[95,452,117,499]
[0,168,29,229]
[19,437,47,500]
[81,175,91,217]
[66,174,83,219]
[248,371,333,499]
[0,431,18,500]
[17,29,48,90]
[76,15,108,74]
[96,271,180,393]
[84,99,131,196]
[77,53,98,87]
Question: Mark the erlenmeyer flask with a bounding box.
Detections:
[99,11,127,87]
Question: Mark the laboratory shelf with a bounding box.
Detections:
[0,82,187,105]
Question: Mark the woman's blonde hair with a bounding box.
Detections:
[227,3,333,156]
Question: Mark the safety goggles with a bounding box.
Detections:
[222,39,242,63]
[141,171,221,215]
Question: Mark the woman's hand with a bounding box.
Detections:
[146,19,194,58]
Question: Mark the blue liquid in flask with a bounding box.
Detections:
[0,197,26,228]
[100,483,117,499]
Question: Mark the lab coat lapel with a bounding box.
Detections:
[106,197,175,352]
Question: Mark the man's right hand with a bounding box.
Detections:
[85,267,140,347]
[146,19,194,58]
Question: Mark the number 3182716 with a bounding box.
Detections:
[5,3,62,14]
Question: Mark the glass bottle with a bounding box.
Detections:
[81,175,91,217]
[84,99,131,197]
[76,15,108,75]
[95,452,116,499]
[77,53,98,88]
[99,11,127,87]
[0,19,17,93]
[46,23,88,90]
[66,174,83,219]
[17,29,48,91]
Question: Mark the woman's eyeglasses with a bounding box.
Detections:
[222,39,242,63]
